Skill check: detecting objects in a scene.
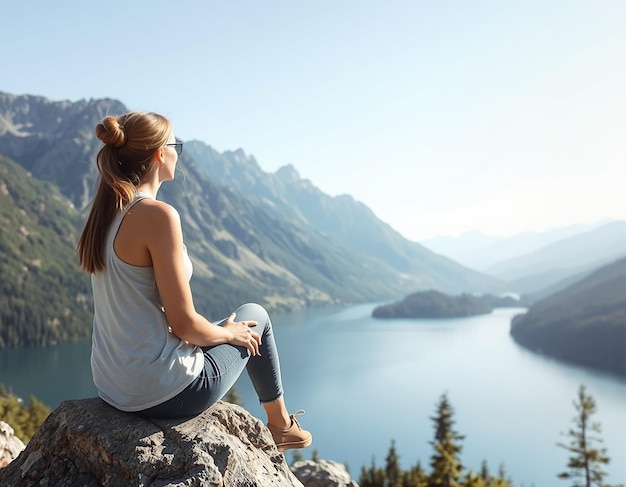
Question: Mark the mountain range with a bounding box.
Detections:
[487,220,626,298]
[0,91,498,346]
[421,222,608,270]
[1,90,625,378]
[184,141,497,291]
[423,221,626,298]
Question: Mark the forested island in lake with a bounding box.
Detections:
[372,290,521,319]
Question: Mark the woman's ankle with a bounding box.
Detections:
[267,414,291,429]
[263,398,291,428]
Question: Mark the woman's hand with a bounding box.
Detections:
[223,313,261,356]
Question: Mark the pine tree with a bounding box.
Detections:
[462,471,486,487]
[479,461,490,483]
[291,450,303,465]
[493,464,514,487]
[360,457,387,487]
[385,440,403,487]
[403,462,429,487]
[557,384,618,487]
[428,393,464,487]
[311,449,320,462]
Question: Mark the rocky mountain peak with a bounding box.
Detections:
[275,164,301,183]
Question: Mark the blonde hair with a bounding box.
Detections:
[77,111,172,273]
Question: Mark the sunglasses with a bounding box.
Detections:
[166,138,184,155]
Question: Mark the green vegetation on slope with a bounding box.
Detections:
[510,256,626,376]
[0,156,92,348]
[372,290,495,319]
[0,384,51,443]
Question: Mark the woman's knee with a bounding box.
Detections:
[234,303,270,324]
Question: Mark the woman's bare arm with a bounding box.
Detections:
[138,200,260,354]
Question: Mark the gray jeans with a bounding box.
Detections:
[137,303,284,419]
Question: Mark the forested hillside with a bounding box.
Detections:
[0,156,92,347]
[510,256,626,375]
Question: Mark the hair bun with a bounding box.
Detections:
[96,116,126,148]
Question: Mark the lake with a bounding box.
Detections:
[1,304,625,486]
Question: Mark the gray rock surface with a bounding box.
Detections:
[0,398,303,486]
[0,421,26,468]
[291,460,359,486]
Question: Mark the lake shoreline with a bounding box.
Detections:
[2,305,625,485]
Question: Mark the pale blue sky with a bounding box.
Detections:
[3,1,625,240]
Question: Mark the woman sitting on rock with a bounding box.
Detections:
[77,111,311,452]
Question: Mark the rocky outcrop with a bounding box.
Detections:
[291,460,359,486]
[0,421,25,468]
[0,398,304,486]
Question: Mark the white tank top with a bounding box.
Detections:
[90,193,203,411]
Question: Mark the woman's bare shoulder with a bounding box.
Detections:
[132,198,181,224]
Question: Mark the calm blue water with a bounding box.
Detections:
[1,304,625,486]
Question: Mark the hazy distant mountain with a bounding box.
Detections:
[510,256,626,376]
[486,221,626,278]
[0,91,500,346]
[487,221,626,295]
[421,223,605,271]
[422,221,626,298]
